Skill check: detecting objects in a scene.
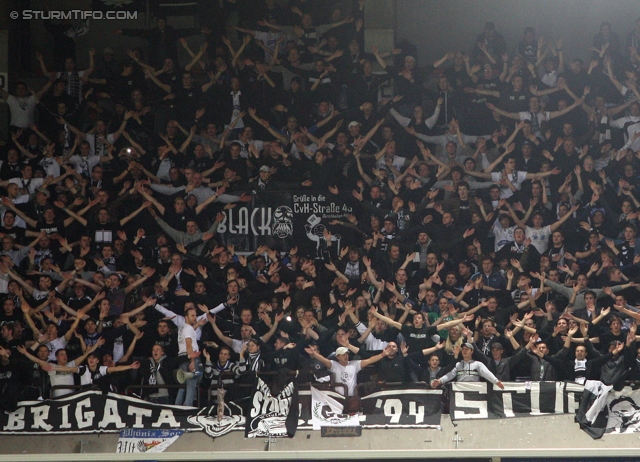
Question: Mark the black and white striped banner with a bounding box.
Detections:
[450,382,584,420]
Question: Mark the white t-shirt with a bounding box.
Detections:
[78,365,109,386]
[48,358,78,398]
[491,170,528,198]
[7,94,37,128]
[254,31,282,61]
[231,338,249,354]
[9,177,44,195]
[518,110,551,131]
[178,323,199,356]
[48,366,76,397]
[525,225,552,254]
[375,155,408,171]
[493,222,516,251]
[329,360,362,397]
[85,133,115,158]
[44,336,68,362]
[40,156,61,178]
[69,154,101,177]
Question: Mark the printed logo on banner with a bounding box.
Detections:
[187,402,245,438]
[272,206,294,238]
[310,387,360,430]
[305,214,341,259]
[601,385,640,434]
[116,429,183,453]
[246,377,298,438]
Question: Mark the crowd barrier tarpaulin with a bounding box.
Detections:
[0,386,443,437]
[218,190,354,254]
[450,381,584,420]
[309,387,360,430]
[359,388,443,428]
[577,381,640,439]
[245,377,299,438]
[116,428,184,453]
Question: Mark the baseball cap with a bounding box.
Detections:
[335,347,349,356]
[348,121,361,128]
[259,165,270,172]
[490,342,503,350]
[462,342,474,349]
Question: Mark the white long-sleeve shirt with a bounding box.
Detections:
[355,322,388,351]
[154,303,210,340]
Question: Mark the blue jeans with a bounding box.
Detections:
[175,357,201,407]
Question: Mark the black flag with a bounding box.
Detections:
[245,377,298,438]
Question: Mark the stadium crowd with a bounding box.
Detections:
[2,0,640,413]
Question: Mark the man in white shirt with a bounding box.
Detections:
[17,337,102,398]
[175,306,201,406]
[1,81,52,129]
[305,345,387,397]
[487,92,585,138]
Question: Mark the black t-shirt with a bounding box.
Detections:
[37,219,66,236]
[0,226,26,245]
[500,88,530,112]
[171,85,203,124]
[401,324,438,353]
[88,222,119,250]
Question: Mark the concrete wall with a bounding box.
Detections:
[2,414,640,461]
[395,0,640,66]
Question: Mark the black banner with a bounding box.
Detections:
[218,190,353,255]
[1,390,202,434]
[450,382,584,420]
[359,388,443,428]
[245,377,298,438]
[0,386,443,435]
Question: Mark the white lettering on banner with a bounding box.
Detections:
[218,207,275,236]
[252,208,272,236]
[229,207,249,235]
[59,404,71,429]
[76,398,95,429]
[98,399,125,429]
[453,383,488,420]
[501,383,527,418]
[128,406,153,428]
[31,406,53,431]
[293,194,352,219]
[530,382,542,415]
[564,383,584,414]
[554,382,564,414]
[4,408,25,430]
[382,399,403,423]
[151,410,180,428]
[409,401,425,424]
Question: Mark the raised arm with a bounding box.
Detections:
[369,306,401,330]
[207,314,234,348]
[304,346,333,369]
[485,102,519,120]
